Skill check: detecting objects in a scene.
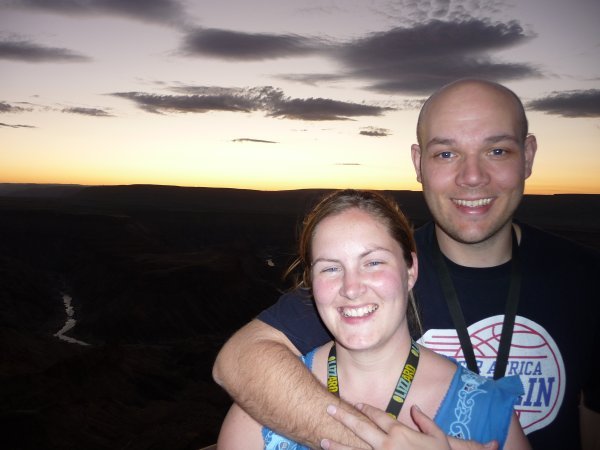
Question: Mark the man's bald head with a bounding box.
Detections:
[416,79,529,148]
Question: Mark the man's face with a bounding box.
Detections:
[411,83,537,245]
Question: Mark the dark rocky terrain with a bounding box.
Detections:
[0,183,598,449]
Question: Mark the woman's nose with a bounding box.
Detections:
[339,270,365,300]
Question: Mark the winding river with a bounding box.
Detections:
[54,293,90,346]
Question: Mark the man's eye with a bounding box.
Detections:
[438,151,453,159]
[491,148,506,156]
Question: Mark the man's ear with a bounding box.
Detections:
[523,134,537,180]
[411,144,423,183]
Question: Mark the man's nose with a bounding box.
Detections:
[456,155,490,187]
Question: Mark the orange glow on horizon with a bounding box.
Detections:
[2,171,599,195]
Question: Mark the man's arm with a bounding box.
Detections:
[580,398,600,450]
[213,319,370,449]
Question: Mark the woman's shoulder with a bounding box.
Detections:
[408,345,457,419]
[418,344,457,378]
[304,342,333,377]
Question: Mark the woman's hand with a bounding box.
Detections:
[321,403,498,450]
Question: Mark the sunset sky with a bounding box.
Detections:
[1,0,599,194]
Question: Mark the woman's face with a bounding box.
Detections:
[311,207,417,351]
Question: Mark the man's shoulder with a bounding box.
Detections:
[519,222,599,260]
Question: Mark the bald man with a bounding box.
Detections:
[213,79,599,450]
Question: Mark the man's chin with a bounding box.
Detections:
[438,218,512,246]
[437,222,497,245]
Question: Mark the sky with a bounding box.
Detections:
[1,0,599,194]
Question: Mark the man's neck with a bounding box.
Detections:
[435,222,520,268]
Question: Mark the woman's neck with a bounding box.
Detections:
[333,330,413,405]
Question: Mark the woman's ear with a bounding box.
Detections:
[407,251,418,291]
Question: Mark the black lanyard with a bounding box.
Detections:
[431,226,521,380]
[327,340,420,419]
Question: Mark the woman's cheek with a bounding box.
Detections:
[371,271,403,295]
[312,277,336,305]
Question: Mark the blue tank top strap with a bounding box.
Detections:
[434,362,524,449]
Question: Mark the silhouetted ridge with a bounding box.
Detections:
[71,184,330,214]
[1,183,598,449]
[0,183,85,198]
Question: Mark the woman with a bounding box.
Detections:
[218,189,529,450]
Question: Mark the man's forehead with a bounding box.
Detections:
[430,84,513,114]
[424,133,521,149]
[422,91,520,136]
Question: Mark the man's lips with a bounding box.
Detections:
[453,197,493,208]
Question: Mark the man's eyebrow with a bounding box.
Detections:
[484,134,520,144]
[425,137,454,148]
[426,134,519,149]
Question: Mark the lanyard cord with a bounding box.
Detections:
[327,340,420,419]
[431,226,521,379]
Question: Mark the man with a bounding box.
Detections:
[213,79,599,449]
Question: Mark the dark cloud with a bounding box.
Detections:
[344,19,528,62]
[1,100,112,118]
[0,122,35,128]
[0,39,90,62]
[369,0,512,28]
[0,100,32,113]
[269,97,390,121]
[62,107,113,117]
[528,90,600,118]
[177,18,540,96]
[2,0,185,25]
[360,127,391,137]
[276,73,344,86]
[334,18,540,94]
[110,91,257,114]
[111,86,392,121]
[232,138,277,144]
[181,28,322,60]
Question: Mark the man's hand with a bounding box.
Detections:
[321,403,498,450]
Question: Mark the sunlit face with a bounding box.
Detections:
[310,208,417,351]
[411,82,537,245]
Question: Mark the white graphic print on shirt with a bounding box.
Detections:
[418,315,565,434]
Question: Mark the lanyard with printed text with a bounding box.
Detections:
[431,226,521,379]
[327,340,420,419]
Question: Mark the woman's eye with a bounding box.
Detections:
[366,261,383,267]
[321,266,340,273]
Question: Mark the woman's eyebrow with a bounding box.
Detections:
[312,247,391,266]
